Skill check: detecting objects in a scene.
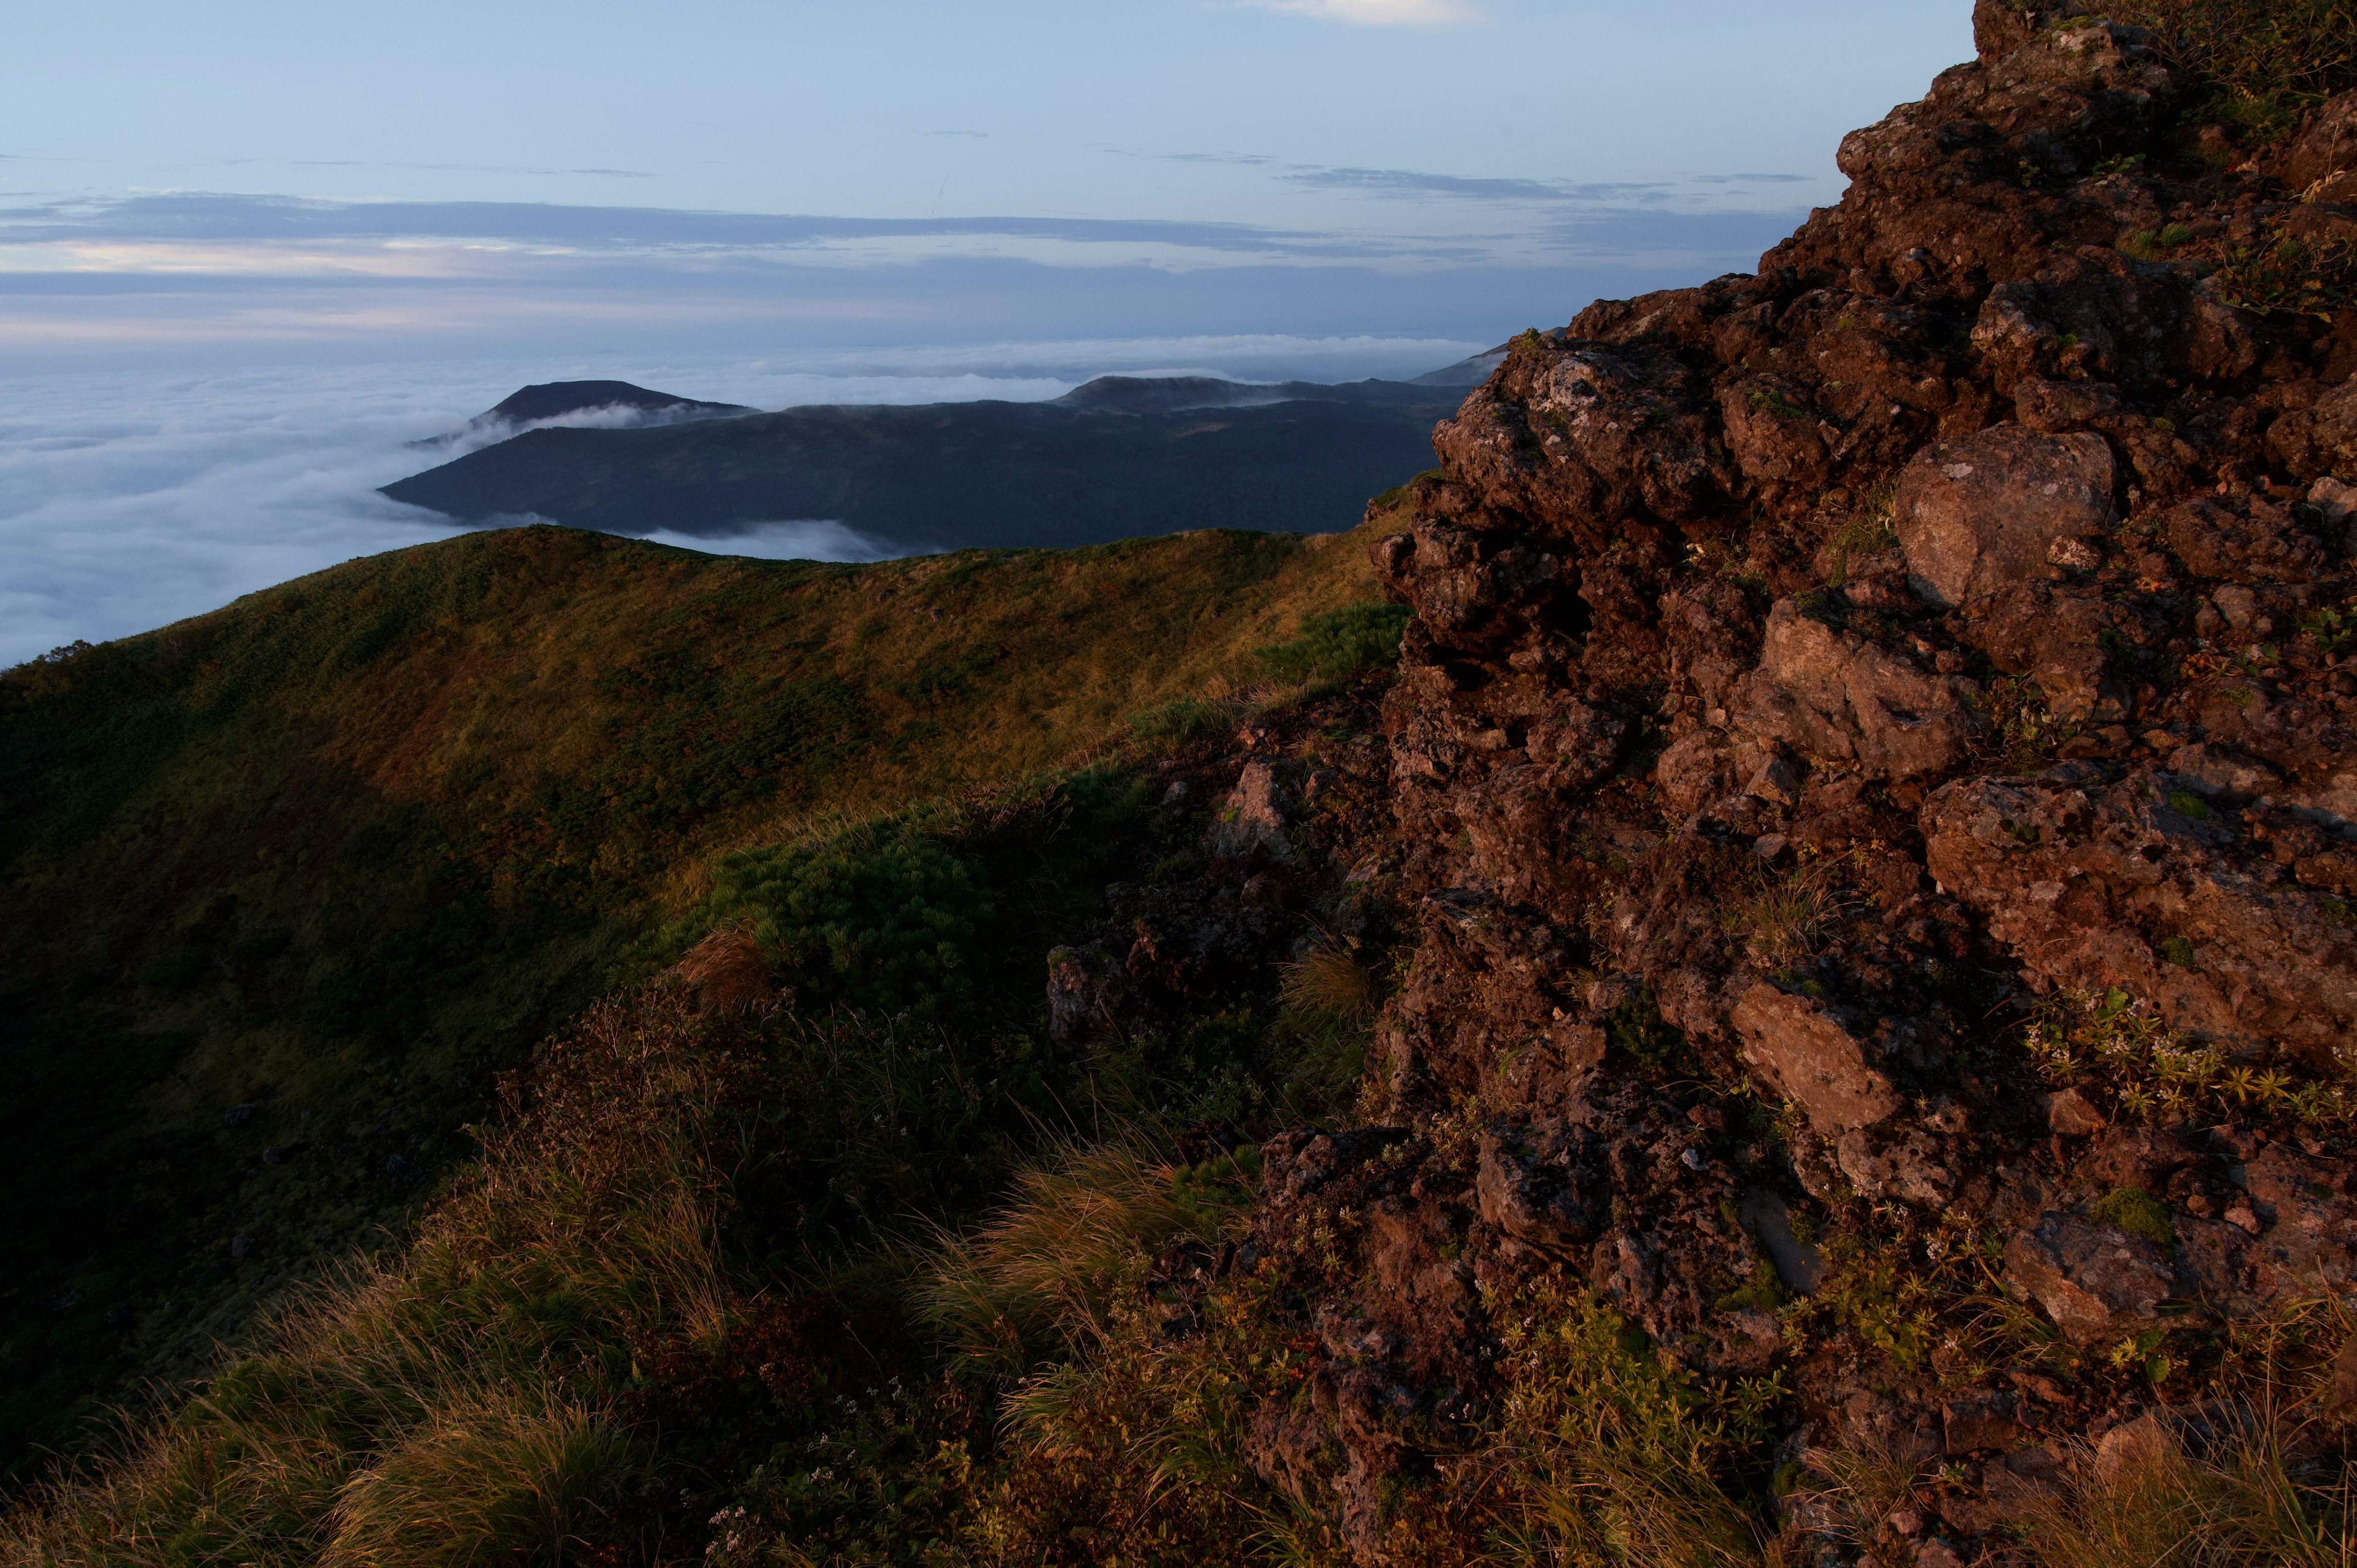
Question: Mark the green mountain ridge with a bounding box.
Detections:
[0,517,1391,1475]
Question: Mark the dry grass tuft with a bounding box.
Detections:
[0,991,740,1568]
[918,1137,1246,1370]
[1727,856,1855,971]
[1790,1439,1927,1553]
[322,1387,639,1568]
[1279,937,1379,1023]
[664,922,774,1014]
[2018,1408,2354,1568]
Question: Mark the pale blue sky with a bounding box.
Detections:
[1,1,1973,366]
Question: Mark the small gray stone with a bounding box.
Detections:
[1738,1188,1825,1294]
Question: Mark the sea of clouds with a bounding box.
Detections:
[0,333,1480,669]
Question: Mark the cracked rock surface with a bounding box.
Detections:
[1212,2,2357,1556]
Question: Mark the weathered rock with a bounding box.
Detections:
[1239,9,2357,1556]
[2014,376,2126,433]
[1894,425,2116,608]
[2268,380,2357,484]
[1477,1119,1608,1253]
[2162,496,2329,584]
[1835,1122,1956,1208]
[2046,1086,2107,1135]
[1739,1189,1825,1292]
[1922,771,2357,1065]
[1964,580,2124,724]
[2282,88,2357,202]
[2004,1210,2176,1343]
[1045,944,1139,1050]
[1433,337,1740,546]
[1731,599,1984,779]
[1369,522,1566,652]
[2312,476,2357,547]
[1942,1388,2025,1454]
[1719,376,1832,500]
[2164,743,2282,803]
[1212,761,1293,860]
[1730,984,1902,1132]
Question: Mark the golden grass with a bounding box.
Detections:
[321,1386,637,1568]
[664,922,773,1014]
[1277,938,1379,1024]
[0,992,740,1567]
[2018,1410,2354,1568]
[917,1136,1244,1370]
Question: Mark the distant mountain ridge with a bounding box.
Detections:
[382,371,1466,549]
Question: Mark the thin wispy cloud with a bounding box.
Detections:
[1285,168,1674,203]
[1155,152,1280,167]
[0,194,1323,255]
[1240,0,1482,24]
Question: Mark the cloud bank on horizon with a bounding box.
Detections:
[0,0,1968,368]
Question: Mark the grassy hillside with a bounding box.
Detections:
[0,517,1391,1478]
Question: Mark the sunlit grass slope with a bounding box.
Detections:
[0,517,1388,1477]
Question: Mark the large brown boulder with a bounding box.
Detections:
[1730,598,1984,778]
[1431,338,1739,545]
[1921,770,2357,1065]
[1963,581,2124,724]
[1894,424,2116,608]
[2266,380,2357,484]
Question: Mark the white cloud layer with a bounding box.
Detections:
[0,334,1483,668]
[1241,0,1481,25]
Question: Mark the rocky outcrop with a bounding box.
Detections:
[1922,766,2357,1063]
[1225,4,2357,1558]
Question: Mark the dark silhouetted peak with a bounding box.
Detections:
[409,379,759,448]
[1050,376,1287,414]
[481,380,756,426]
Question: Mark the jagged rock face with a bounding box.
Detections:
[1243,2,2357,1555]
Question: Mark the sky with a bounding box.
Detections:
[0,0,1975,665]
[2,0,1971,366]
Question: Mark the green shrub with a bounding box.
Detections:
[137,948,211,992]
[1607,989,1702,1080]
[1255,602,1411,686]
[2109,0,2357,142]
[684,827,992,1018]
[2208,231,2357,321]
